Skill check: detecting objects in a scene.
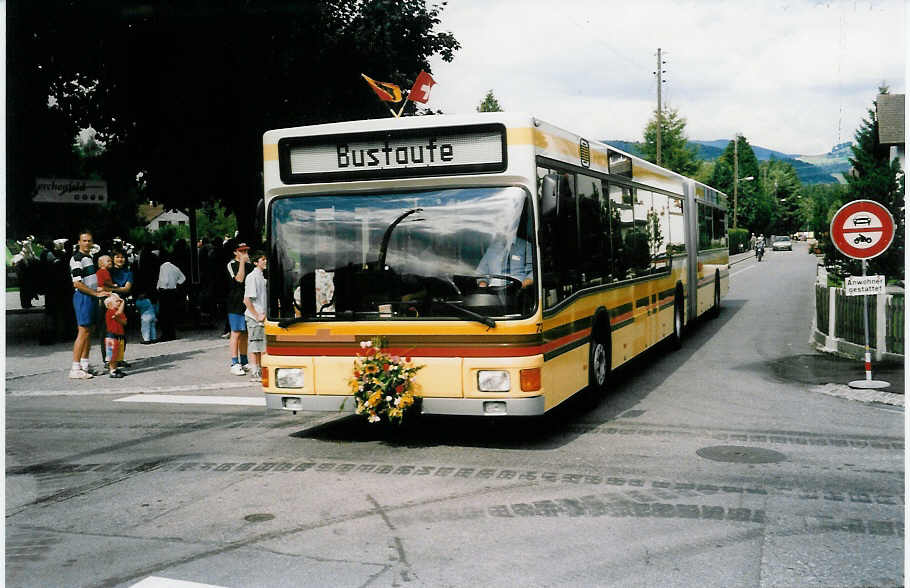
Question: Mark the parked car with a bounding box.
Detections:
[771,235,792,251]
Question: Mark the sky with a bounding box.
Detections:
[426,0,906,156]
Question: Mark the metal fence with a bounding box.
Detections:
[815,284,904,357]
[886,295,904,355]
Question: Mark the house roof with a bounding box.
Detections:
[877,93,905,146]
[138,204,165,223]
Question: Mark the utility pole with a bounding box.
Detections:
[655,48,664,166]
[733,135,739,230]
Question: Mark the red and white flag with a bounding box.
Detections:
[408,70,436,104]
[361,74,402,102]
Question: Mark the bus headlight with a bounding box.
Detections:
[275,368,304,389]
[477,370,511,392]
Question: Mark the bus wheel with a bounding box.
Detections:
[589,328,610,393]
[670,295,683,350]
[709,274,720,319]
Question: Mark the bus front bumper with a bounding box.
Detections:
[265,393,546,417]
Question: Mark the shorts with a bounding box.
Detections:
[228,313,247,332]
[73,291,98,327]
[246,315,265,353]
[105,334,125,363]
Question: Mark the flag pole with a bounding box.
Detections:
[396,93,410,118]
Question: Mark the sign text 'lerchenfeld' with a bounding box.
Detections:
[337,138,455,169]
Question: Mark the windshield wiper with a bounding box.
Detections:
[433,298,496,329]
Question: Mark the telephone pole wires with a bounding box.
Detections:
[654,48,665,166]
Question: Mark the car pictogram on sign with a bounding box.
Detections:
[852,216,871,226]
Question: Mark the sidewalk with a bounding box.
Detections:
[5,292,260,397]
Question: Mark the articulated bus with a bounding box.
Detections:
[260,113,729,417]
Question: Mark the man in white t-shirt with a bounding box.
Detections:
[243,252,268,383]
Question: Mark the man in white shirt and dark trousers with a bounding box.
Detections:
[243,251,268,383]
[156,253,186,341]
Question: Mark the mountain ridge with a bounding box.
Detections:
[603,139,850,184]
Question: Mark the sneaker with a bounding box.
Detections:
[119,360,132,369]
[109,370,125,379]
[68,368,93,379]
[249,369,262,383]
[230,363,245,376]
[241,364,251,374]
[85,365,105,376]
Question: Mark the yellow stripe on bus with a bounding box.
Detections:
[264,143,278,162]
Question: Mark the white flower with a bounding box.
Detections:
[368,414,380,423]
[385,396,393,402]
[360,341,372,348]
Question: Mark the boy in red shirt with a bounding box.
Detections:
[104,293,128,378]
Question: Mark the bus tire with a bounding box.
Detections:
[669,292,683,350]
[709,272,720,319]
[589,318,611,394]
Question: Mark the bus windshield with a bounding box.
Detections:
[269,186,537,322]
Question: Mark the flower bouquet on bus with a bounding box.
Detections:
[349,339,423,425]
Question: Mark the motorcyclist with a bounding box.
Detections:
[755,234,765,261]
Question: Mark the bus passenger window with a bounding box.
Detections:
[667,197,686,255]
[650,192,670,271]
[577,174,607,286]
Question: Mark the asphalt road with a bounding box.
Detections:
[5,243,904,587]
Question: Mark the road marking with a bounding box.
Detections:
[730,264,757,278]
[131,577,227,588]
[114,394,265,406]
[7,382,257,397]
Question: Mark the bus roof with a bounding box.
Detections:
[263,113,727,204]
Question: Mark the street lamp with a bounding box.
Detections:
[732,174,754,230]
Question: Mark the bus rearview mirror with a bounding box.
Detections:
[540,174,559,217]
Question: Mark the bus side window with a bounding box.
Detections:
[698,204,712,251]
[537,167,580,307]
[607,182,632,281]
[713,208,727,249]
[577,174,606,286]
[650,192,670,271]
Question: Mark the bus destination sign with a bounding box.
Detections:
[279,124,507,183]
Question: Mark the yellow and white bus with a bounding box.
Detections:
[260,113,728,416]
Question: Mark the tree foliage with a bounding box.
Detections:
[709,136,774,234]
[761,159,803,235]
[477,90,504,112]
[827,90,904,280]
[7,1,460,242]
[640,107,700,177]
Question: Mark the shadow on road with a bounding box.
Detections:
[298,299,746,449]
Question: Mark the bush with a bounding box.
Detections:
[729,228,750,254]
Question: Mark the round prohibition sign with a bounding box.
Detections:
[830,199,895,260]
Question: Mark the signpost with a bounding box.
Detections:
[829,200,895,390]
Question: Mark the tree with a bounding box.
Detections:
[477,90,504,112]
[828,88,904,280]
[761,159,803,235]
[640,107,700,177]
[709,136,773,234]
[7,1,461,243]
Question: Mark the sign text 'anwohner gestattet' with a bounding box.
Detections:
[845,275,886,296]
[280,125,506,183]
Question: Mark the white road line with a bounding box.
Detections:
[115,394,265,406]
[7,382,257,397]
[131,577,228,588]
[730,264,757,278]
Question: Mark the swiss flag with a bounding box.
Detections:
[409,71,436,104]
